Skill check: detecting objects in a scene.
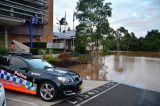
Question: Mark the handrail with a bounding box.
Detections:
[0,2,46,17]
[5,0,46,11]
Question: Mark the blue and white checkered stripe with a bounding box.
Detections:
[0,69,37,91]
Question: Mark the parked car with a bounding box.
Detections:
[0,81,6,106]
[0,53,82,101]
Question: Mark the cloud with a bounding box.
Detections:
[108,0,160,37]
[54,0,160,37]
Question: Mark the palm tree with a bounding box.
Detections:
[57,16,68,32]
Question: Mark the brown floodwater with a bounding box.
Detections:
[68,52,160,92]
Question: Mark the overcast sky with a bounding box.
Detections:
[54,0,160,37]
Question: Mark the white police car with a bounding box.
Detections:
[0,82,6,106]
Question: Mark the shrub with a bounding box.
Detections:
[30,48,39,55]
[46,54,59,62]
[23,42,46,48]
[40,49,47,59]
[99,49,111,56]
[52,48,64,52]
[0,47,10,55]
[45,48,53,54]
[58,52,70,61]
[78,54,91,63]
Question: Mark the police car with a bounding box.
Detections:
[0,53,82,101]
[0,82,6,106]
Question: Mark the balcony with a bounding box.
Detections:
[0,15,25,26]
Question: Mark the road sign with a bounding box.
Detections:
[30,16,38,48]
[32,16,38,24]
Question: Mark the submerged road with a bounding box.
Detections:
[53,82,160,106]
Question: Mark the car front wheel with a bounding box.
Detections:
[39,81,57,101]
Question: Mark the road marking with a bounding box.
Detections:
[75,97,83,101]
[75,83,119,106]
[6,97,40,106]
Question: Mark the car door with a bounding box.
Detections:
[3,56,37,94]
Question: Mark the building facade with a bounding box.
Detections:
[0,0,53,48]
[53,30,75,51]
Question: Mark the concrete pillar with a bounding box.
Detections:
[5,26,8,48]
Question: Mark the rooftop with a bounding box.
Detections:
[53,30,75,39]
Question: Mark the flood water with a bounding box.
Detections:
[68,52,160,92]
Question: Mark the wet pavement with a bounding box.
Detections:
[6,80,107,106]
[51,83,160,106]
[52,82,119,106]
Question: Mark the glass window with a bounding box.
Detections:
[26,59,53,69]
[0,56,9,66]
[10,57,28,70]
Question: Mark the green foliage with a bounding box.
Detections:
[109,29,160,52]
[78,54,91,63]
[52,48,64,52]
[45,48,53,54]
[0,47,10,55]
[45,54,59,62]
[23,42,46,48]
[99,49,111,56]
[75,0,112,52]
[75,24,89,53]
[40,49,46,59]
[30,48,39,55]
[30,48,64,55]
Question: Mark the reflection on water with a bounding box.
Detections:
[68,52,160,92]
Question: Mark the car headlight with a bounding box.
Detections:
[58,77,74,84]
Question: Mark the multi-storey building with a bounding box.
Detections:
[0,0,53,48]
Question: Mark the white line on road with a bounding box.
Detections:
[76,83,120,106]
[6,97,40,106]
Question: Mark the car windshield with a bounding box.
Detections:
[26,59,53,69]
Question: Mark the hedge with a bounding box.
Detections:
[30,48,65,55]
[0,47,10,55]
[23,42,47,48]
[30,48,39,55]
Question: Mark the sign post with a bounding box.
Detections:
[30,16,38,48]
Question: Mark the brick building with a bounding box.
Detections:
[0,0,53,48]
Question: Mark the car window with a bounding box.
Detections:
[26,59,53,69]
[0,56,9,67]
[9,57,28,70]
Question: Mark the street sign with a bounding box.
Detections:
[30,16,38,48]
[32,16,38,24]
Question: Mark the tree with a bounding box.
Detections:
[75,24,88,53]
[116,27,125,52]
[116,27,135,51]
[101,27,116,54]
[75,0,112,54]
[144,29,160,51]
[57,17,68,32]
[129,32,139,51]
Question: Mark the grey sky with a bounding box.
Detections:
[54,0,160,37]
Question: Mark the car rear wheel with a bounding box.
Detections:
[39,81,57,101]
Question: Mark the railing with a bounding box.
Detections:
[3,0,46,11]
[0,8,46,21]
[0,2,46,17]
[47,43,65,49]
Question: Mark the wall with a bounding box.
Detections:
[42,0,54,42]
